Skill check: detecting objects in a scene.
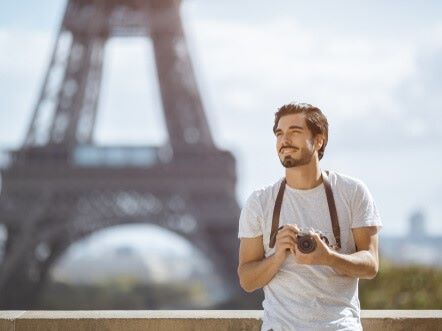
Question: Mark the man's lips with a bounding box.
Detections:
[280,147,298,153]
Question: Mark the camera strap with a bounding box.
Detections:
[269,170,342,249]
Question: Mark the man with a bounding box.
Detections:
[237,102,382,331]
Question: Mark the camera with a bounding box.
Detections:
[296,230,330,254]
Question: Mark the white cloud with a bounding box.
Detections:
[0,28,53,147]
[94,38,167,146]
[184,17,416,131]
[0,28,52,75]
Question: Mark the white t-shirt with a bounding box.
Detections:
[238,171,382,331]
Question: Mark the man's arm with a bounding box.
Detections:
[237,226,298,292]
[327,226,379,279]
[294,226,380,279]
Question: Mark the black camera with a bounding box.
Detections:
[296,231,330,254]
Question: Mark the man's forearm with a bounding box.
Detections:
[238,253,285,292]
[327,250,378,279]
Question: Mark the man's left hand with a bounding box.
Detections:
[291,231,333,266]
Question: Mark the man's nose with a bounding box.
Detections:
[281,134,291,145]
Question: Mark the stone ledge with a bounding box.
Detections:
[0,310,441,331]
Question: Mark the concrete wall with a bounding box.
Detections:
[0,310,441,330]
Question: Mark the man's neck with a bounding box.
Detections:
[285,161,322,190]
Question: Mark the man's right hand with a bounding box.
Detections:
[237,224,302,292]
[274,224,300,261]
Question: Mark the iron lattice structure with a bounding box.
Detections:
[0,0,246,308]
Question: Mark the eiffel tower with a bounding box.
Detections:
[0,0,245,308]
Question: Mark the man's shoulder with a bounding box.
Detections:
[246,178,284,205]
[328,170,367,191]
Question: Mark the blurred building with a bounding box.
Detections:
[0,0,244,309]
[380,210,442,267]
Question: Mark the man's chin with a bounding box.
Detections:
[280,157,298,168]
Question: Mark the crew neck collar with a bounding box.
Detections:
[283,178,324,194]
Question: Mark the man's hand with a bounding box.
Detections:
[274,224,299,261]
[290,226,380,279]
[292,230,333,265]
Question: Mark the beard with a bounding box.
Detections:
[279,147,314,168]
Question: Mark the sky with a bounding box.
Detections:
[1,0,442,237]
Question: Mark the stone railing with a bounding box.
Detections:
[1,310,441,330]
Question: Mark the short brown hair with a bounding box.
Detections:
[273,102,329,160]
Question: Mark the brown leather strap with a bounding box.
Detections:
[322,170,341,249]
[269,178,286,248]
[269,171,341,249]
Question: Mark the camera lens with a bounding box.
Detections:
[297,235,317,254]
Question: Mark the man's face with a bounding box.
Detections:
[274,113,321,168]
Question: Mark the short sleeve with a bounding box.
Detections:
[351,180,383,229]
[238,192,263,238]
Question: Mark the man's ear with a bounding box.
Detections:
[315,135,324,150]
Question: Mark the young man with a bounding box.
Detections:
[237,102,382,331]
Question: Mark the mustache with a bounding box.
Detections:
[279,146,299,153]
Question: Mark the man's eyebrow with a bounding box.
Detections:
[275,125,304,133]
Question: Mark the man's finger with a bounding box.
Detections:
[278,238,297,247]
[277,231,298,243]
[279,226,299,237]
[285,224,300,232]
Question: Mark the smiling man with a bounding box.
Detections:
[237,102,382,331]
